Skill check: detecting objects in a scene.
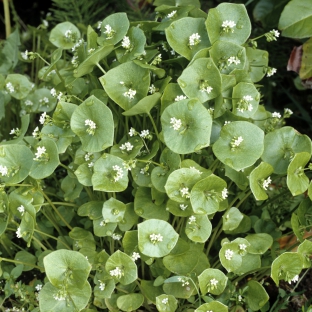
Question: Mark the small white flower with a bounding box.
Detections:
[100,220,106,226]
[53,293,66,301]
[170,49,176,55]
[17,205,25,215]
[284,108,293,116]
[35,284,42,291]
[43,97,49,103]
[189,33,201,46]
[129,127,137,137]
[271,29,280,38]
[162,297,169,304]
[10,128,19,135]
[150,233,163,244]
[25,99,33,106]
[71,38,84,52]
[131,252,140,261]
[272,112,281,118]
[85,119,97,135]
[227,56,241,66]
[64,29,72,38]
[232,136,244,147]
[180,187,190,198]
[262,176,272,190]
[57,92,63,101]
[210,278,218,287]
[120,142,134,152]
[88,48,95,54]
[104,24,115,39]
[6,82,15,93]
[21,50,28,60]
[99,281,105,291]
[221,188,228,200]
[16,227,22,238]
[175,95,187,101]
[224,121,231,125]
[180,204,188,211]
[84,152,92,161]
[140,129,150,138]
[167,10,177,19]
[50,88,57,97]
[112,233,122,240]
[97,21,102,29]
[39,112,47,124]
[239,243,247,251]
[238,295,243,302]
[123,88,136,100]
[110,266,123,279]
[288,274,299,284]
[244,95,253,102]
[225,249,234,260]
[88,162,94,168]
[170,117,182,131]
[149,84,157,94]
[112,165,123,182]
[122,36,131,49]
[267,67,277,77]
[188,215,196,224]
[201,85,213,94]
[222,20,236,32]
[0,165,8,177]
[237,95,254,113]
[34,146,47,160]
[178,277,190,287]
[43,19,49,27]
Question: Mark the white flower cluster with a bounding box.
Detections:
[32,127,40,138]
[200,85,213,94]
[180,204,188,211]
[262,176,272,190]
[6,82,14,93]
[21,50,29,60]
[0,165,8,177]
[71,39,84,52]
[150,233,163,244]
[17,205,25,215]
[112,165,123,182]
[120,142,134,152]
[140,129,150,138]
[227,56,241,66]
[175,95,187,101]
[267,67,277,77]
[151,54,162,66]
[10,128,20,136]
[180,187,190,199]
[85,119,97,136]
[129,127,137,137]
[64,29,72,38]
[237,95,253,113]
[162,297,169,304]
[239,243,247,251]
[225,248,234,260]
[39,112,48,124]
[231,136,244,148]
[25,99,33,106]
[112,233,122,240]
[288,274,299,284]
[189,33,201,46]
[16,227,22,238]
[170,117,182,131]
[272,112,281,118]
[110,266,123,279]
[167,10,177,19]
[177,277,190,287]
[34,146,47,161]
[53,293,66,301]
[210,278,218,287]
[222,20,236,32]
[99,281,106,291]
[149,84,157,94]
[188,215,196,224]
[122,36,131,50]
[123,88,136,100]
[104,24,115,39]
[131,252,140,261]
[39,97,49,106]
[221,188,228,200]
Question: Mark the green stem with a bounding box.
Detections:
[0,257,44,271]
[96,62,106,74]
[206,217,223,256]
[147,112,159,140]
[3,0,11,38]
[34,229,71,249]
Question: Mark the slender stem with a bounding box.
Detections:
[96,63,106,74]
[0,257,44,271]
[34,229,71,249]
[147,112,159,140]
[3,0,11,38]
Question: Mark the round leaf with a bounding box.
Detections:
[246,280,269,311]
[5,74,32,100]
[298,240,312,268]
[185,214,212,243]
[70,95,114,152]
[195,301,228,312]
[102,198,126,223]
[219,242,243,272]
[245,233,273,254]
[246,48,268,82]
[156,294,178,312]
[161,98,212,154]
[117,293,144,312]
[49,21,81,49]
[138,219,179,257]
[198,268,228,296]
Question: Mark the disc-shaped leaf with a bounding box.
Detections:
[161,99,212,154]
[117,293,144,312]
[74,45,114,77]
[271,252,304,286]
[287,152,310,196]
[210,41,246,74]
[165,168,203,203]
[49,21,81,49]
[98,13,130,45]
[178,58,222,102]
[185,214,212,243]
[206,3,251,45]
[191,174,227,215]
[134,187,169,220]
[246,280,269,311]
[102,198,126,223]
[163,276,195,299]
[261,127,312,174]
[43,249,91,289]
[115,27,146,63]
[99,61,150,110]
[5,74,32,100]
[232,82,260,118]
[105,250,137,285]
[0,144,33,184]
[219,242,243,272]
[198,268,228,296]
[93,218,117,237]
[195,301,228,312]
[213,121,264,171]
[249,162,274,201]
[233,253,261,275]
[92,154,128,192]
[298,240,312,268]
[245,233,273,254]
[246,48,268,82]
[166,199,193,217]
[29,139,59,180]
[138,219,179,257]
[156,294,178,312]
[70,95,114,153]
[165,17,211,60]
[110,137,143,161]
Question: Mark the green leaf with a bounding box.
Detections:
[165,17,211,60]
[5,74,32,100]
[271,252,304,285]
[278,0,312,39]
[233,253,261,275]
[29,138,59,180]
[163,276,195,299]
[117,293,144,312]
[178,58,222,102]
[300,38,312,79]
[105,250,137,285]
[156,294,178,312]
[92,153,128,192]
[206,3,251,45]
[49,21,81,49]
[102,198,126,223]
[39,281,91,312]
[161,98,212,154]
[195,301,228,312]
[246,280,269,311]
[122,93,161,116]
[14,251,37,271]
[246,48,269,82]
[0,144,33,184]
[138,219,179,257]
[245,233,273,254]
[43,250,92,289]
[70,95,114,152]
[198,268,228,296]
[287,152,310,196]
[213,121,264,171]
[185,214,212,243]
[249,162,274,201]
[262,127,312,174]
[99,61,150,111]
[219,241,243,272]
[297,240,312,268]
[191,174,227,215]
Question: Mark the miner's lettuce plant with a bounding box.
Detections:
[1,1,312,311]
